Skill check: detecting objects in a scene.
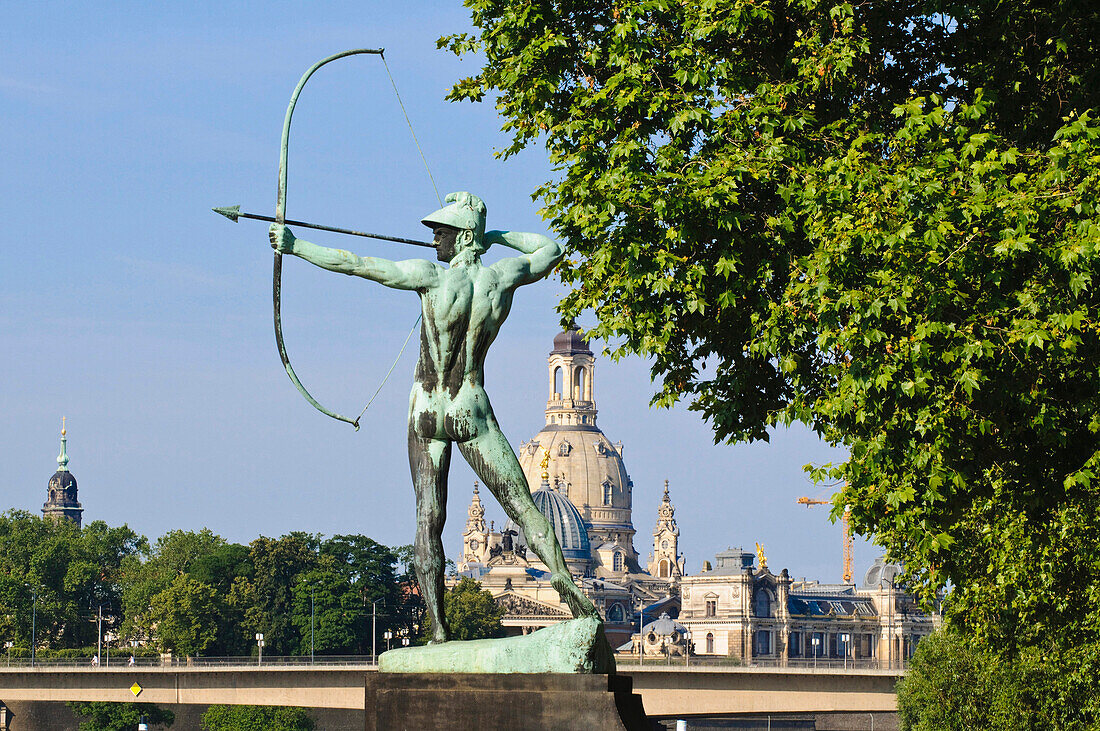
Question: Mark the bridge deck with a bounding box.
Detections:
[0,665,901,716]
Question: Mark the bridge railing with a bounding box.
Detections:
[0,655,380,669]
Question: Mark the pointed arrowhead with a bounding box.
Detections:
[212,205,241,222]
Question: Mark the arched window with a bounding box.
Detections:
[553,367,563,397]
[574,367,586,398]
[706,633,715,654]
[558,440,572,457]
[613,552,624,572]
[754,590,771,618]
[659,559,670,578]
[603,481,613,505]
[607,604,625,623]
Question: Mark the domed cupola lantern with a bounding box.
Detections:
[43,417,83,528]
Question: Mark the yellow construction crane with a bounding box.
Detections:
[796,497,853,583]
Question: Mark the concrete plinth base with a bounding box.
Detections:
[363,673,654,731]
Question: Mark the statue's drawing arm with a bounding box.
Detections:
[270,224,438,290]
[486,230,565,287]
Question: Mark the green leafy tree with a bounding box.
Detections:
[147,574,219,656]
[290,557,366,655]
[436,577,504,642]
[68,701,174,731]
[897,630,1047,730]
[242,534,320,655]
[189,543,254,655]
[443,1,1100,720]
[120,529,227,645]
[200,705,314,731]
[0,511,144,651]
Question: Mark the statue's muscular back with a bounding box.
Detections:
[409,261,515,443]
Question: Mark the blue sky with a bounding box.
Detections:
[1,1,866,583]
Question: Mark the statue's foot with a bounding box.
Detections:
[551,572,600,619]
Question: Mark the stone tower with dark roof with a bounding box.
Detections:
[43,418,83,527]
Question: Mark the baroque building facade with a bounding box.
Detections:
[456,330,685,647]
[678,549,938,668]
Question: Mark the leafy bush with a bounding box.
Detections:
[200,705,314,731]
[68,702,174,731]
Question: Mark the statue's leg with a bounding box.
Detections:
[457,422,599,619]
[408,429,452,643]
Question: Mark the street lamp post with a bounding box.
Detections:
[308,584,315,664]
[96,604,103,666]
[383,630,393,652]
[255,633,264,666]
[840,632,851,670]
[4,642,12,666]
[29,586,37,668]
[684,631,691,668]
[811,635,820,670]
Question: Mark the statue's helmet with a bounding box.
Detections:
[421,191,487,240]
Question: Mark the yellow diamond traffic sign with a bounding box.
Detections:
[130,682,142,697]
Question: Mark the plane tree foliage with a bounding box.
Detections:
[442,0,1100,711]
[0,510,145,651]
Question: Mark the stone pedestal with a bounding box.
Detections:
[363,673,654,731]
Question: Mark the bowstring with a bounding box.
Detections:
[382,52,443,207]
[354,53,438,427]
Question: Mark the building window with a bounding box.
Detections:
[661,540,669,550]
[553,367,562,397]
[603,481,613,505]
[613,552,624,572]
[705,599,717,617]
[754,630,771,656]
[607,604,625,623]
[558,440,572,457]
[789,632,802,658]
[861,634,874,657]
[754,590,771,618]
[706,633,715,654]
[659,559,670,578]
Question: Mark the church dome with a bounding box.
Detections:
[863,556,903,588]
[531,484,591,561]
[508,482,592,563]
[553,330,593,355]
[48,470,77,495]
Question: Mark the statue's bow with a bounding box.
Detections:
[273,49,385,430]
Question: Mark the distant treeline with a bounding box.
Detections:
[0,510,423,657]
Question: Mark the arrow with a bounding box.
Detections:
[212,205,434,249]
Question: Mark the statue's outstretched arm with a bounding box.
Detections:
[486,230,565,287]
[270,224,437,290]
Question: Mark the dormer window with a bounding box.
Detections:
[558,440,572,457]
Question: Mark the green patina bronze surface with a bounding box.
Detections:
[378,617,614,674]
[269,191,602,669]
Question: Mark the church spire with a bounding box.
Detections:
[57,416,70,471]
[43,417,83,528]
[648,479,683,579]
